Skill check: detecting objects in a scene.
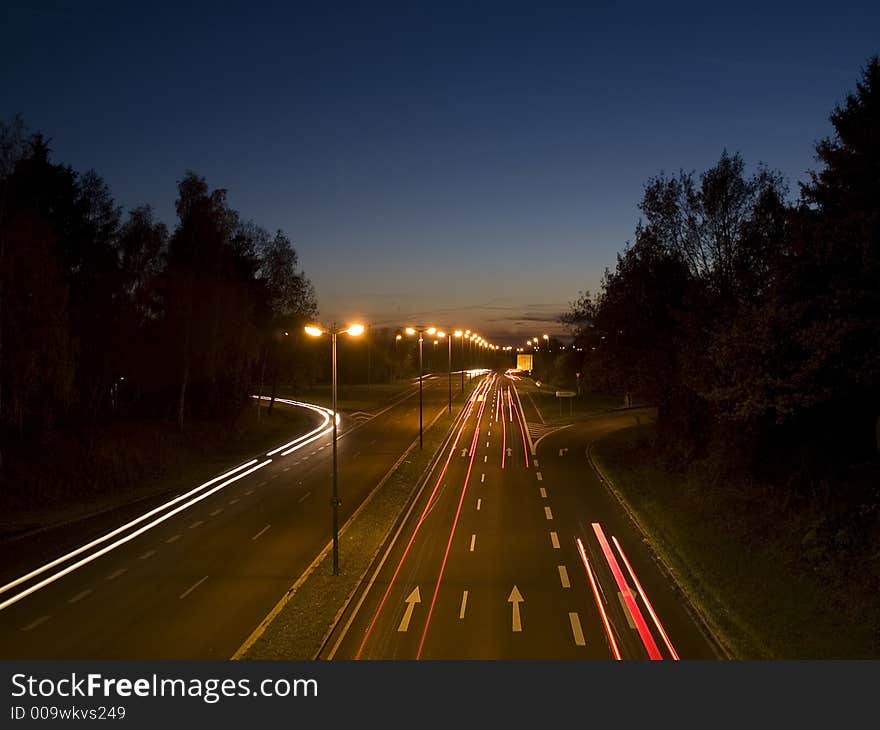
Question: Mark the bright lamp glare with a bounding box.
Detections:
[304,325,323,337]
[346,323,365,336]
[427,327,436,335]
[406,327,416,335]
[454,330,463,337]
[437,331,446,338]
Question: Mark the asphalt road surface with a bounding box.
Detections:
[326,374,720,659]
[0,376,457,659]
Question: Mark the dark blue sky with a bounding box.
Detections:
[3,1,878,342]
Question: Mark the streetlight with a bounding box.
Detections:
[304,321,365,576]
[453,330,464,401]
[405,326,430,449]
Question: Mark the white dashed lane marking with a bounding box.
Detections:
[569,612,586,646]
[544,506,553,520]
[139,550,157,560]
[68,589,92,604]
[558,565,571,588]
[165,534,181,544]
[105,568,127,581]
[252,525,271,541]
[21,615,50,632]
[550,531,560,549]
[179,576,208,600]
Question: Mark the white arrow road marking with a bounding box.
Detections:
[508,585,524,632]
[618,592,637,629]
[569,612,586,646]
[558,565,570,588]
[461,449,467,457]
[544,506,553,520]
[398,587,421,632]
[180,575,208,600]
[540,487,547,498]
[459,590,468,619]
[507,447,512,457]
[550,531,560,549]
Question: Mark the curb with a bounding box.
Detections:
[586,437,736,660]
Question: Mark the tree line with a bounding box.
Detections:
[0,121,318,463]
[564,57,880,487]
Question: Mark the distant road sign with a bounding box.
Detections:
[555,390,576,397]
[517,354,533,371]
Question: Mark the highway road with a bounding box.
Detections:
[325,373,720,659]
[0,377,456,659]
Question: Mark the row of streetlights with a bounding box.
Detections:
[303,321,501,575]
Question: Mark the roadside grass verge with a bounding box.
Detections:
[273,381,416,413]
[0,404,312,541]
[239,389,474,660]
[515,378,626,424]
[592,424,880,659]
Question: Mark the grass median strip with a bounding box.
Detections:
[238,402,466,660]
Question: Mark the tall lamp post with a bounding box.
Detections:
[405,326,435,449]
[434,329,463,414]
[304,321,365,576]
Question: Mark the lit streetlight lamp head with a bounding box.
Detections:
[405,327,416,335]
[304,325,324,337]
[437,330,446,338]
[454,330,463,337]
[395,334,402,341]
[543,334,549,340]
[345,323,365,336]
[427,327,437,335]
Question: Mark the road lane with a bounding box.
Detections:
[327,375,722,660]
[0,377,458,659]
